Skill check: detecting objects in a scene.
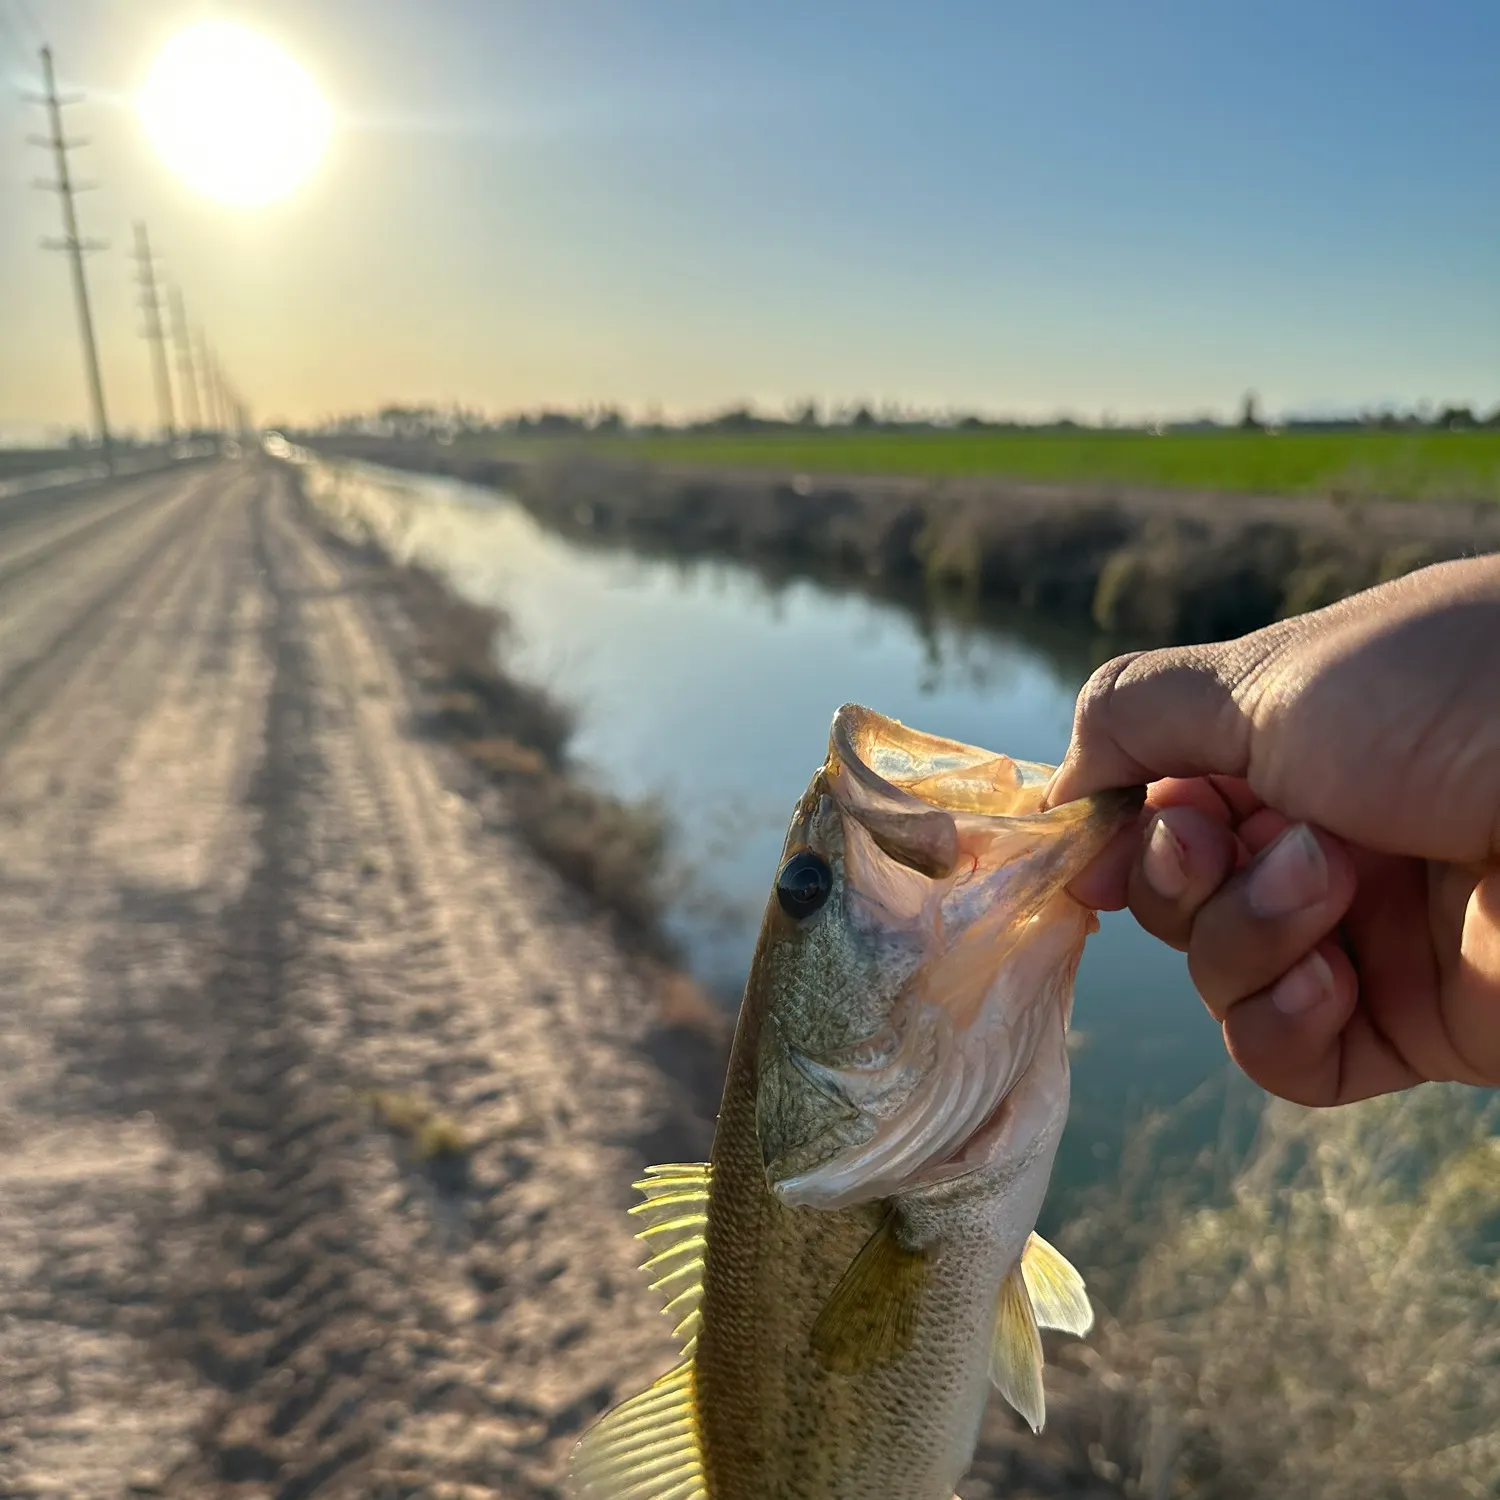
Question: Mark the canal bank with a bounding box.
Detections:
[303,435,1500,646]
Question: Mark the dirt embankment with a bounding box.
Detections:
[308,437,1500,645]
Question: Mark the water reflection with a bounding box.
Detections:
[304,458,1235,1213]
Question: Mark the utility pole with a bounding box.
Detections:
[196,329,221,435]
[166,285,201,434]
[131,222,175,442]
[28,45,112,469]
[211,357,229,437]
[214,358,247,442]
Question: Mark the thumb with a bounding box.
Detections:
[1046,644,1261,806]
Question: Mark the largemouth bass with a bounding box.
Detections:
[572,704,1143,1500]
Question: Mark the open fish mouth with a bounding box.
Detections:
[765,704,1143,1210]
[825,702,1138,862]
[820,704,1143,940]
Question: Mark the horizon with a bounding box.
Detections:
[13,392,1498,449]
[1,0,1496,437]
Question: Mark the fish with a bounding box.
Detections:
[571,703,1143,1500]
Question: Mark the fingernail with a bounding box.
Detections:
[1270,950,1334,1015]
[1246,824,1328,920]
[1142,815,1187,900]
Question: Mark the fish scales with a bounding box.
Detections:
[696,965,1007,1499]
[571,704,1143,1500]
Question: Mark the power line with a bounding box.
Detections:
[196,327,223,436]
[131,221,176,441]
[215,357,240,440]
[211,343,228,437]
[186,328,251,445]
[166,284,202,434]
[27,45,113,467]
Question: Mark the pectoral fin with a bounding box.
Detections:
[990,1262,1045,1432]
[1021,1232,1093,1336]
[810,1212,928,1374]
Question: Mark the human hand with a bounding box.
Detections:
[1047,555,1500,1106]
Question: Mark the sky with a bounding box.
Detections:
[0,0,1496,439]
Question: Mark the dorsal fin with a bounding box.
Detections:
[628,1162,711,1350]
[1021,1232,1093,1336]
[569,1358,706,1500]
[990,1261,1045,1432]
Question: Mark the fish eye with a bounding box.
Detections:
[776,850,832,920]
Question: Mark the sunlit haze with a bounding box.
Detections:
[137,20,331,209]
[0,0,1495,437]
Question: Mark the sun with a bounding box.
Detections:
[138,20,332,208]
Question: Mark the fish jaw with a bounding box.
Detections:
[759,704,1142,1212]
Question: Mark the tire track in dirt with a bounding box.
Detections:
[269,474,706,1494]
[6,468,408,1497]
[0,465,267,1496]
[130,470,691,1498]
[0,461,713,1498]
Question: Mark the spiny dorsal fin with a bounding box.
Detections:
[569,1358,706,1500]
[810,1211,928,1375]
[628,1163,711,1350]
[1021,1232,1093,1336]
[991,1261,1045,1433]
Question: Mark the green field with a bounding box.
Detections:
[465,427,1500,503]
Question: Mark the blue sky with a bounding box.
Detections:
[1,0,1495,436]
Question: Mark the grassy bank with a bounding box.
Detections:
[307,437,1500,646]
[452,426,1500,504]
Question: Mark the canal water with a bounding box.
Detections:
[300,455,1247,1210]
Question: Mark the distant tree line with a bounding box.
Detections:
[282,392,1500,444]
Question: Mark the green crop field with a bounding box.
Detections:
[462,427,1500,503]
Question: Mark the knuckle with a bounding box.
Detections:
[1071,650,1148,735]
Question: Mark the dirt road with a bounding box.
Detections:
[0,459,702,1498]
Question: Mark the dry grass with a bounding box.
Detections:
[306,439,1497,647]
[1053,1086,1500,1500]
[357,1088,474,1165]
[407,575,673,942]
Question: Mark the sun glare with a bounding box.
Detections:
[138,21,331,208]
